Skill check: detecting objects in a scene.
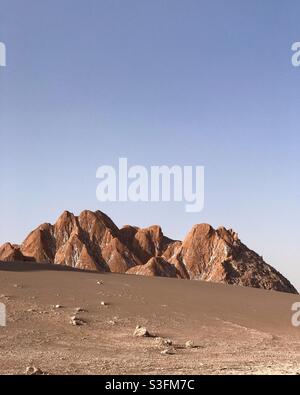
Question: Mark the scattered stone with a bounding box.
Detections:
[160,347,176,355]
[97,281,103,285]
[108,316,119,325]
[100,301,107,306]
[54,304,62,309]
[133,325,151,337]
[13,284,21,288]
[70,316,86,326]
[185,340,195,349]
[75,307,85,313]
[25,366,45,375]
[27,308,37,313]
[155,337,173,347]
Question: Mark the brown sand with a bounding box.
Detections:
[0,261,299,375]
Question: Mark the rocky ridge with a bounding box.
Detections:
[0,210,297,294]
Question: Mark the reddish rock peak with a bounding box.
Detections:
[126,224,174,264]
[79,210,119,234]
[186,224,215,240]
[55,210,74,222]
[78,210,119,242]
[216,226,239,243]
[0,243,24,262]
[119,225,140,245]
[21,223,55,263]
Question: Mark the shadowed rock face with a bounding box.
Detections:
[0,210,297,294]
[127,257,180,278]
[0,243,28,262]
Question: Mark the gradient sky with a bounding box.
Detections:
[0,0,299,289]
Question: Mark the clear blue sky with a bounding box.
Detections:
[0,0,299,288]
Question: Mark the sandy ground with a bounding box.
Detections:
[0,261,299,375]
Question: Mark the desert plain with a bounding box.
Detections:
[0,261,299,375]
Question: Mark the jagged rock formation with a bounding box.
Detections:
[0,210,297,294]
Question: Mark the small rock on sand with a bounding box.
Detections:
[133,325,151,337]
[160,347,176,355]
[25,366,45,375]
[70,316,86,326]
[155,337,173,347]
[185,340,195,349]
